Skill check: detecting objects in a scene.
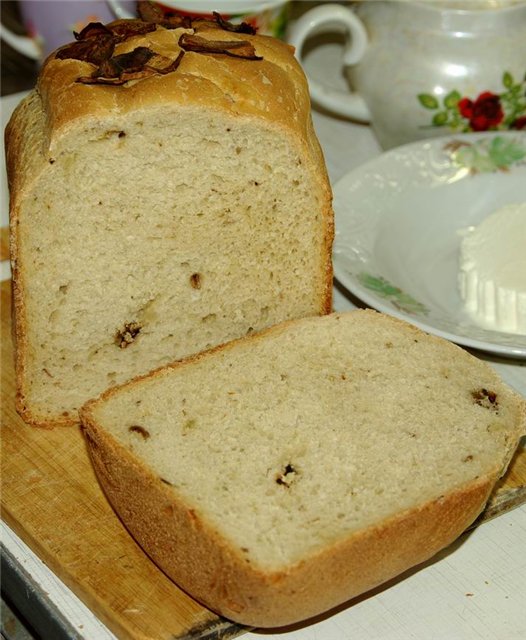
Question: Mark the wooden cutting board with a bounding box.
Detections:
[1,277,525,639]
[0,280,246,640]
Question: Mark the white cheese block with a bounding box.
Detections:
[458,203,526,335]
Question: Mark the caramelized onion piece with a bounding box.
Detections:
[137,0,196,29]
[108,19,157,41]
[178,33,262,60]
[146,50,185,73]
[78,70,153,85]
[137,0,165,22]
[74,22,112,41]
[212,12,256,35]
[160,14,194,30]
[60,4,264,84]
[77,48,184,84]
[101,46,154,76]
[55,33,115,64]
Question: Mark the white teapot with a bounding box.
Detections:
[289,1,526,148]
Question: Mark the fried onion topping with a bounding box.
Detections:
[56,1,262,86]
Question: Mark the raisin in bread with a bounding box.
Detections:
[5,11,333,428]
[80,310,526,628]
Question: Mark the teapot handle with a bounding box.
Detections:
[288,3,370,122]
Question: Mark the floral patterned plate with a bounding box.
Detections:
[333,132,526,358]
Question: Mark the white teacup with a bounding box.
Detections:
[289,0,526,149]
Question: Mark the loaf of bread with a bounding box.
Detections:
[5,9,333,428]
[80,310,525,628]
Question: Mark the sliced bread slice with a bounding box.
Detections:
[80,310,525,627]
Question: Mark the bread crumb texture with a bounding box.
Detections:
[85,311,525,572]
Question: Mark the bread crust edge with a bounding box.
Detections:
[80,386,500,628]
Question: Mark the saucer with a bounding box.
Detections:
[333,132,526,358]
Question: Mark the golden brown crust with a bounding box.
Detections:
[5,93,74,428]
[81,399,496,627]
[36,24,323,162]
[5,18,334,427]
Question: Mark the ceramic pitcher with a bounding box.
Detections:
[289,0,526,148]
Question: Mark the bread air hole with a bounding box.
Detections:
[115,322,142,348]
[129,425,150,440]
[190,273,202,289]
[98,129,126,140]
[471,388,499,412]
